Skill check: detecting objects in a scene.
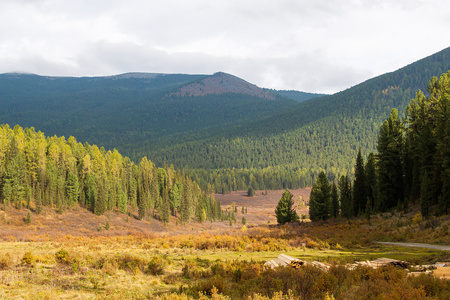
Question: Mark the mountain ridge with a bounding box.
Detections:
[168,72,277,99]
[2,47,449,193]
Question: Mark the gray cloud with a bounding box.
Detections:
[0,0,449,93]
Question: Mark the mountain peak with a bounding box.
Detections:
[168,72,276,99]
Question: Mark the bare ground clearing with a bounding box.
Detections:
[0,188,311,240]
[218,188,311,225]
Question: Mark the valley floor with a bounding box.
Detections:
[1,188,450,299]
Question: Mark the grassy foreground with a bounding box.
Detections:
[1,209,450,299]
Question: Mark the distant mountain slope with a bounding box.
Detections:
[272,90,327,103]
[148,47,450,191]
[170,72,276,99]
[0,71,297,155]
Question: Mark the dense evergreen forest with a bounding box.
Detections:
[0,124,222,223]
[0,72,297,153]
[153,47,450,192]
[309,71,450,220]
[1,48,449,194]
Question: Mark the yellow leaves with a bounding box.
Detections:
[82,154,91,175]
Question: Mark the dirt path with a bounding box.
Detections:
[377,242,450,251]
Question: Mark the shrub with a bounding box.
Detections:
[147,256,166,275]
[25,211,31,224]
[192,275,227,297]
[0,252,13,270]
[117,253,147,273]
[182,259,203,279]
[55,248,71,264]
[408,273,450,298]
[22,251,36,266]
[413,213,422,224]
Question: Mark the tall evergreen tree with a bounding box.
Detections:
[309,172,331,221]
[376,108,404,211]
[338,175,352,218]
[275,189,299,224]
[420,171,432,217]
[353,149,366,216]
[65,171,80,208]
[365,153,376,210]
[439,111,450,214]
[330,182,339,218]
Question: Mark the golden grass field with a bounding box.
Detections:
[1,188,449,299]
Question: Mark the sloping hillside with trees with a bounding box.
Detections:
[309,71,450,220]
[154,47,450,192]
[0,124,221,223]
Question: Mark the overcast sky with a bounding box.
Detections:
[0,0,449,94]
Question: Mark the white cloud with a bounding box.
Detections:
[0,0,449,93]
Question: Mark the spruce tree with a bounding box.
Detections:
[309,172,331,221]
[275,189,299,224]
[65,171,80,208]
[338,175,352,218]
[353,149,366,216]
[330,182,339,218]
[420,171,432,217]
[376,109,404,211]
[365,153,376,210]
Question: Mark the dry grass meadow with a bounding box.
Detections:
[1,188,450,299]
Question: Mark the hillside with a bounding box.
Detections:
[0,124,220,224]
[149,47,450,191]
[1,47,450,193]
[169,72,276,99]
[272,89,327,103]
[0,72,298,154]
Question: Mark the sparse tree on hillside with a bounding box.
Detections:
[275,189,299,224]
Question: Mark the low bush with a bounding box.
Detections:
[117,253,148,274]
[147,256,166,275]
[0,252,13,270]
[55,248,71,264]
[21,251,36,266]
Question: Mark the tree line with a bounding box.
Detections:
[0,124,222,223]
[309,71,450,220]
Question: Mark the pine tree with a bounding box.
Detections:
[338,175,352,218]
[365,153,376,210]
[169,180,181,216]
[353,149,366,216]
[376,109,404,211]
[309,172,331,221]
[420,171,432,217]
[330,182,339,218]
[35,185,42,214]
[439,111,450,214]
[138,184,146,220]
[94,177,107,216]
[275,189,299,224]
[161,186,170,223]
[65,171,80,208]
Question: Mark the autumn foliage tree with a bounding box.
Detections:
[0,124,222,223]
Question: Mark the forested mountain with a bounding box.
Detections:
[0,72,297,153]
[151,47,450,192]
[1,47,449,194]
[271,90,327,103]
[0,124,221,223]
[309,71,450,220]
